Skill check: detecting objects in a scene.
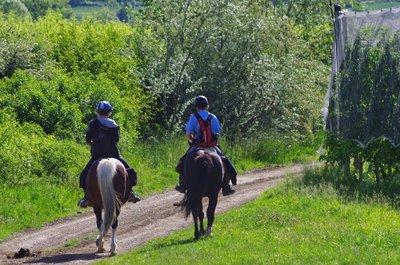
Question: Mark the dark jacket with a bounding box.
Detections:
[86,117,120,159]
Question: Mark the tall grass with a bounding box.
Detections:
[303,165,400,208]
[120,136,189,195]
[0,181,81,239]
[225,131,324,171]
[97,176,400,265]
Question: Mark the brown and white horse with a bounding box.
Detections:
[86,158,132,255]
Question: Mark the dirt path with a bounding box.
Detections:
[0,163,314,264]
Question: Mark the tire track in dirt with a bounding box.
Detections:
[0,163,314,264]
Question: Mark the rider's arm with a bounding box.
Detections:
[211,114,222,135]
[85,120,94,145]
[113,126,120,143]
[185,114,197,141]
[186,131,194,140]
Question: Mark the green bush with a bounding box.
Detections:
[0,110,87,185]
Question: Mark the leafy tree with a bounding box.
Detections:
[1,0,72,19]
[324,31,400,184]
[0,14,45,78]
[135,0,327,139]
[21,0,70,19]
[117,6,128,22]
[269,0,333,63]
[68,0,84,7]
[0,0,29,17]
[0,12,155,140]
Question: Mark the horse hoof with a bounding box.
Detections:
[110,251,118,256]
[205,228,213,237]
[97,247,106,253]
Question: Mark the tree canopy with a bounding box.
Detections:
[0,0,331,142]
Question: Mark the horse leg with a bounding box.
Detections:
[193,213,200,240]
[199,202,205,236]
[110,212,119,256]
[110,226,118,256]
[192,207,200,240]
[94,206,105,253]
[205,195,218,237]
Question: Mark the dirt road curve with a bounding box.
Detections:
[0,163,312,265]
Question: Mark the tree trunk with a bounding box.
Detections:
[353,155,363,183]
[343,157,350,180]
[387,162,393,181]
[374,164,381,187]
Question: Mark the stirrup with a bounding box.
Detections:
[175,185,186,194]
[78,198,91,208]
[222,185,236,196]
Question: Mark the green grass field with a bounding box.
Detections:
[363,1,400,11]
[96,176,400,264]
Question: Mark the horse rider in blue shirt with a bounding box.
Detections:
[175,95,237,196]
[78,101,141,208]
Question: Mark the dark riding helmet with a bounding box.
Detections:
[97,101,112,111]
[194,95,209,109]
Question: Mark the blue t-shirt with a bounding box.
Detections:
[185,110,221,141]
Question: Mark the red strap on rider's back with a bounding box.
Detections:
[194,113,217,147]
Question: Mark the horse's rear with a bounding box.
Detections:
[181,148,224,239]
[86,158,132,255]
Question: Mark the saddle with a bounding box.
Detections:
[176,147,234,184]
[176,147,217,174]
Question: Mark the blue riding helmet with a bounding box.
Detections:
[97,101,112,111]
[194,95,209,108]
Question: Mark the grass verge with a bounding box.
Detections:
[0,181,81,240]
[96,175,400,264]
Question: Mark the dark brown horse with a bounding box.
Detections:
[86,158,132,255]
[180,147,224,239]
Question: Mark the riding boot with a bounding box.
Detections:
[126,168,138,186]
[125,168,141,203]
[221,157,237,184]
[221,171,236,196]
[129,189,141,203]
[222,183,236,196]
[77,188,92,208]
[175,174,186,193]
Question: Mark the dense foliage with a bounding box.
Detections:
[135,0,329,139]
[1,0,330,139]
[0,12,152,140]
[323,31,400,186]
[0,0,73,18]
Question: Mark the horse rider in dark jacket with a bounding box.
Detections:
[78,101,141,208]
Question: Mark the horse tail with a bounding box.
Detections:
[180,192,192,218]
[97,159,117,236]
